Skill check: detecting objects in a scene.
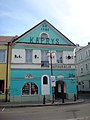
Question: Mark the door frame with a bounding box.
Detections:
[55,80,67,99]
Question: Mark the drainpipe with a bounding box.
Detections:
[5,42,9,102]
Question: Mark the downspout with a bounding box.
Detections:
[5,42,9,102]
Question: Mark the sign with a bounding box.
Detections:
[25,74,33,79]
[51,81,56,87]
[50,76,56,87]
[41,23,49,31]
[29,37,60,45]
[57,75,64,79]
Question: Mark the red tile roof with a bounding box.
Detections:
[0,36,14,42]
[0,36,18,42]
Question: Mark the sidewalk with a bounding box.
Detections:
[0,99,84,108]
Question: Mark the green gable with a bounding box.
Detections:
[13,20,75,46]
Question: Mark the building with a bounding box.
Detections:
[75,43,90,93]
[0,36,13,101]
[9,20,77,102]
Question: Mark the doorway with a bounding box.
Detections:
[55,80,67,99]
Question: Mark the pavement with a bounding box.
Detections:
[0,99,84,108]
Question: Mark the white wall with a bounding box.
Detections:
[11,49,75,65]
[12,49,25,63]
[32,50,41,63]
[63,51,74,64]
[12,49,41,64]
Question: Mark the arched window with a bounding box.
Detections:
[40,32,49,39]
[22,82,38,95]
[43,76,48,85]
[41,75,50,95]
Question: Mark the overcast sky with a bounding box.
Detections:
[0,0,90,46]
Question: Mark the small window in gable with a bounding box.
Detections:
[40,32,49,39]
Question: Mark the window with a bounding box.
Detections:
[80,53,82,60]
[82,84,84,89]
[89,81,90,88]
[43,76,48,84]
[41,75,50,95]
[0,50,6,63]
[41,50,49,67]
[88,50,90,56]
[86,51,88,57]
[22,82,38,95]
[25,49,32,63]
[0,80,4,94]
[41,61,49,67]
[81,67,83,73]
[86,63,89,71]
[56,51,63,63]
[40,32,49,39]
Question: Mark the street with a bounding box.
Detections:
[0,102,90,120]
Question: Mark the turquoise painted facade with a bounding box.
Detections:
[10,20,77,102]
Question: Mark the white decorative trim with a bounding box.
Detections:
[39,32,49,38]
[41,74,50,95]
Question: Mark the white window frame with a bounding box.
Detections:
[41,75,50,95]
[0,49,6,63]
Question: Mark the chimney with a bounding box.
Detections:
[75,44,80,51]
[88,42,90,45]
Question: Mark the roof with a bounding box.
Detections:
[0,20,76,46]
[0,36,16,42]
[13,19,76,46]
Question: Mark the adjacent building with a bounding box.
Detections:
[0,36,13,101]
[75,43,90,93]
[10,20,77,102]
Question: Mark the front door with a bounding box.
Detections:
[55,80,66,99]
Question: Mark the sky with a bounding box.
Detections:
[0,0,90,46]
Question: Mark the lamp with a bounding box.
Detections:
[47,51,56,76]
[47,51,56,103]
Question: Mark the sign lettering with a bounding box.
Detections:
[29,37,61,45]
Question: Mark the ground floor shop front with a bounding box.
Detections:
[10,69,77,102]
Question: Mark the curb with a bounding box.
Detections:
[0,100,85,108]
